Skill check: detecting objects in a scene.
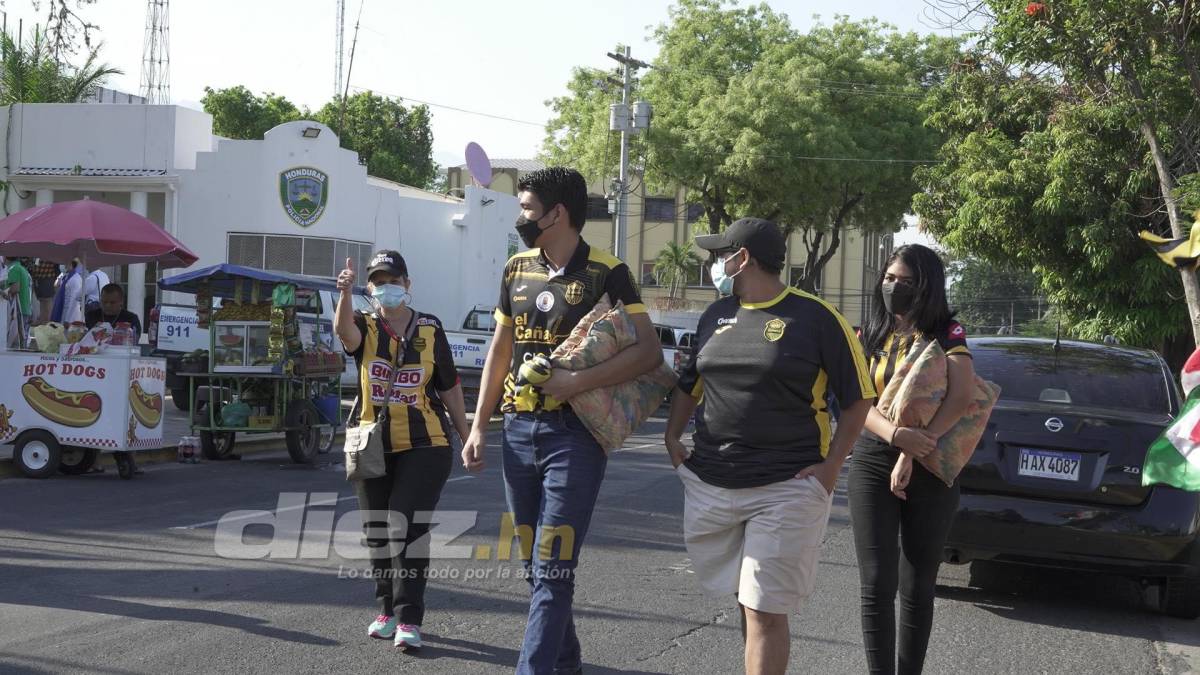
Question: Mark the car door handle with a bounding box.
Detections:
[467,339,486,344]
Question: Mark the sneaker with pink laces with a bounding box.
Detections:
[393,623,422,650]
[368,614,396,640]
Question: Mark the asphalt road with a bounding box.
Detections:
[1,420,1197,674]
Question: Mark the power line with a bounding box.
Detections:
[349,85,545,127]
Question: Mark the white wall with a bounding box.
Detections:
[8,103,212,172]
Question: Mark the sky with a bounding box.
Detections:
[0,0,961,170]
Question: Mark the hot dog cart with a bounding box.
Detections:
[0,349,167,478]
[0,198,199,479]
[158,264,353,465]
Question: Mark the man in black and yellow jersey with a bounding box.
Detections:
[335,250,471,651]
[460,167,663,675]
[664,217,876,675]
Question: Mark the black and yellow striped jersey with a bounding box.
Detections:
[867,321,971,395]
[493,239,645,413]
[347,310,458,452]
[677,288,876,489]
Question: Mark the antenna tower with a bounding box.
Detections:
[140,0,170,103]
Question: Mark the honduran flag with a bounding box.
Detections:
[1143,349,1200,491]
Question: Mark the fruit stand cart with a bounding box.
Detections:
[158,264,353,464]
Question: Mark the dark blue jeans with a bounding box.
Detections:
[502,409,608,675]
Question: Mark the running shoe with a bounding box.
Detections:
[368,614,397,640]
[394,623,422,650]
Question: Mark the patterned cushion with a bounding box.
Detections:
[878,337,1001,487]
[550,296,678,452]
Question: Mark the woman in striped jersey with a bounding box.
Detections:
[850,244,976,675]
[336,250,471,652]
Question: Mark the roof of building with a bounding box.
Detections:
[366,175,461,203]
[456,158,545,173]
[16,167,168,177]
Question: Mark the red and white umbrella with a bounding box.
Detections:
[0,198,197,268]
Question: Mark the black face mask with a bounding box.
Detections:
[881,281,916,316]
[514,207,557,249]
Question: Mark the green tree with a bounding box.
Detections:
[653,241,703,301]
[316,91,437,189]
[947,258,1042,334]
[201,88,439,190]
[914,55,1186,350]
[918,0,1200,349]
[201,86,303,140]
[0,28,120,103]
[542,3,960,292]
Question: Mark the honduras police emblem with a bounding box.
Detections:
[280,166,329,227]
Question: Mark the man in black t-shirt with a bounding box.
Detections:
[84,284,142,336]
[665,217,876,675]
[459,167,663,675]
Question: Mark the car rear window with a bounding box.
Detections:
[972,343,1173,415]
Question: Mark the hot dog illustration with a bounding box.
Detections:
[21,377,102,428]
[129,381,163,428]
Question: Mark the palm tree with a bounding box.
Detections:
[653,241,702,301]
[0,28,121,104]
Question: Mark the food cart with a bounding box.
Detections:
[0,198,198,479]
[158,264,351,465]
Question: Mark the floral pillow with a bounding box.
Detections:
[551,297,678,452]
[879,338,1001,487]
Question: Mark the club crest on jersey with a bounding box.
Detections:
[564,280,585,305]
[536,291,556,312]
[764,318,786,342]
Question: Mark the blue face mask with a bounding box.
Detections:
[710,252,744,296]
[371,284,411,309]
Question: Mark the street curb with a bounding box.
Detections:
[0,417,503,480]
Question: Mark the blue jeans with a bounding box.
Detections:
[502,410,608,675]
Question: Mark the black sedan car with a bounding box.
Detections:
[944,337,1200,619]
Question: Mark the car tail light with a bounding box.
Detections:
[674,350,683,371]
[148,306,160,347]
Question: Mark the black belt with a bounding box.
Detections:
[512,406,575,420]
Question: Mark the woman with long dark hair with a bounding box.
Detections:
[849,244,976,674]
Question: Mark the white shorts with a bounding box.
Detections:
[677,463,833,615]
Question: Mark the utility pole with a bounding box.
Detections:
[607,46,651,263]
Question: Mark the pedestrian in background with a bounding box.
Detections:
[850,244,975,675]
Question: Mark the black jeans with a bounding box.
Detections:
[354,445,453,624]
[848,436,960,675]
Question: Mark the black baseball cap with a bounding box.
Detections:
[366,250,408,281]
[695,217,786,270]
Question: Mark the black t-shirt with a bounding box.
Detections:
[677,288,876,489]
[85,308,142,336]
[493,239,644,413]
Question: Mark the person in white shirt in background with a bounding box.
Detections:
[53,259,84,325]
[83,267,109,314]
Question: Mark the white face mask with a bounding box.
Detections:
[371,283,411,309]
[710,251,745,296]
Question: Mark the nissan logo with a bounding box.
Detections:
[1045,417,1065,433]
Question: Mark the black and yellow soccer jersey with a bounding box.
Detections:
[493,239,645,413]
[347,310,459,452]
[677,288,876,489]
[867,321,971,395]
